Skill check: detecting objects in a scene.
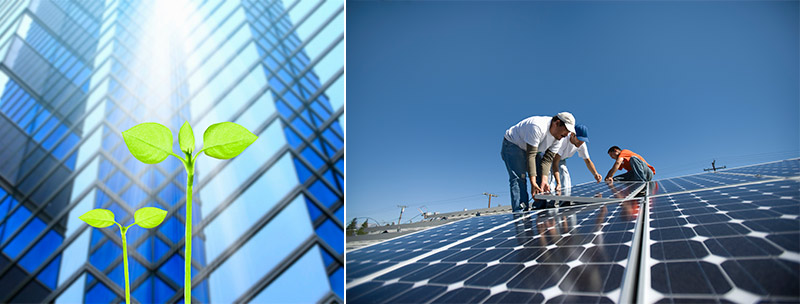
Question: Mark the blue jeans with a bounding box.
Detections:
[614,156,654,181]
[501,139,528,212]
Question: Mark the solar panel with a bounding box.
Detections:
[721,158,800,177]
[347,214,517,283]
[347,158,800,303]
[641,180,800,303]
[347,200,645,303]
[536,181,646,204]
[651,172,770,195]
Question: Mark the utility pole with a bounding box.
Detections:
[482,192,498,208]
[397,205,407,232]
[704,160,727,172]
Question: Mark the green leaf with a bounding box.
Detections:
[79,209,116,228]
[122,123,174,164]
[202,122,258,159]
[179,121,195,154]
[134,207,168,229]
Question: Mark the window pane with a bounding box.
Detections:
[303,10,343,61]
[312,40,343,85]
[315,219,343,254]
[324,74,343,112]
[58,229,90,286]
[55,273,86,304]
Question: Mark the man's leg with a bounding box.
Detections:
[614,170,636,181]
[502,139,528,212]
[629,156,652,181]
[560,160,571,205]
[560,161,571,190]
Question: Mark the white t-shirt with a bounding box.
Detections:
[504,116,561,153]
[556,137,590,160]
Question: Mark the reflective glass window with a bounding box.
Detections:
[204,153,298,262]
[85,281,115,303]
[208,195,312,303]
[249,245,330,303]
[309,180,337,208]
[315,219,343,254]
[1,205,32,246]
[18,229,63,272]
[59,229,89,285]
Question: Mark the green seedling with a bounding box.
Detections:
[79,207,168,304]
[121,121,257,304]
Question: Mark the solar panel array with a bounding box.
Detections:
[346,158,800,303]
[539,181,645,199]
[348,200,643,303]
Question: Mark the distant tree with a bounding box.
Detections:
[357,219,369,235]
[346,218,358,236]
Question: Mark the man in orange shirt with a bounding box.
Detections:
[604,146,655,182]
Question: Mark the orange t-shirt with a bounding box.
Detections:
[619,149,655,175]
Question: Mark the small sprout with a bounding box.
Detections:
[120,121,257,304]
[79,207,167,304]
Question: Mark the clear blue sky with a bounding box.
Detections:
[346,1,799,226]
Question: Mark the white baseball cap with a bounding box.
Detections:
[556,112,576,133]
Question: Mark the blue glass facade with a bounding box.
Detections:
[0,0,343,303]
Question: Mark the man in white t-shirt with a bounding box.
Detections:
[548,124,603,195]
[501,112,576,212]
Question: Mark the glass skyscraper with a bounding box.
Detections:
[0,0,343,302]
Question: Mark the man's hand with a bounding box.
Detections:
[594,173,602,183]
[555,182,561,191]
[531,182,542,198]
[605,176,614,183]
[540,180,551,193]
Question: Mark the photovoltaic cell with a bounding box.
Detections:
[642,180,800,303]
[347,200,644,303]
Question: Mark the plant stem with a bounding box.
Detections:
[184,160,194,304]
[120,226,130,304]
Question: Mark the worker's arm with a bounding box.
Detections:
[552,153,562,191]
[539,150,555,192]
[526,144,542,195]
[584,158,602,183]
[605,157,623,181]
